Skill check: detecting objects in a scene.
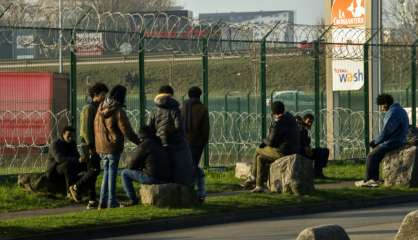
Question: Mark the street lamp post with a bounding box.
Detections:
[59,0,63,73]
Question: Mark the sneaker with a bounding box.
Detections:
[355,179,380,188]
[241,177,256,190]
[120,200,138,208]
[86,201,98,210]
[69,185,81,203]
[97,203,107,210]
[251,186,267,193]
[198,196,205,204]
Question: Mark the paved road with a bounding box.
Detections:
[95,202,418,240]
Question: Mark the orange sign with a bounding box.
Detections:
[332,0,366,26]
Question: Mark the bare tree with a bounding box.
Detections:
[383,0,418,42]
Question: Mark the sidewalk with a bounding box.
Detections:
[0,181,356,221]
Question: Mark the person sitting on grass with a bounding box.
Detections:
[120,126,171,207]
[243,101,300,193]
[46,126,82,196]
[297,113,330,179]
[355,94,409,188]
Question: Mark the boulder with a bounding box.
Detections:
[395,210,418,240]
[382,146,418,188]
[18,173,66,195]
[268,154,314,195]
[296,225,350,240]
[235,162,253,179]
[139,184,198,207]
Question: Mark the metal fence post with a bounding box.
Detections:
[295,91,299,113]
[138,31,146,128]
[202,38,209,168]
[314,40,321,149]
[364,43,370,155]
[70,31,77,129]
[260,39,267,140]
[412,41,417,126]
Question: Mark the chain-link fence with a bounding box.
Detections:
[1,4,417,175]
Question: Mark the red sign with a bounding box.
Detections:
[0,72,54,145]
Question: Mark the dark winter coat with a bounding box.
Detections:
[263,112,300,155]
[148,94,184,146]
[181,98,210,147]
[298,122,311,154]
[94,98,140,154]
[46,138,80,177]
[126,136,171,182]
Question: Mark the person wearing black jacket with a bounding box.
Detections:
[120,126,170,207]
[245,101,300,193]
[148,85,195,186]
[297,114,330,178]
[46,126,81,194]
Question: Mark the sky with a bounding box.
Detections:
[179,0,325,25]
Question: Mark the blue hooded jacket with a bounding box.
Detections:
[374,102,409,149]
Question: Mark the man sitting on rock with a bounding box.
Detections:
[244,101,300,193]
[297,113,330,178]
[355,94,409,188]
[120,126,171,207]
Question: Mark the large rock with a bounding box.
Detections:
[235,162,253,179]
[296,225,350,240]
[382,146,418,188]
[268,154,314,195]
[395,210,418,240]
[139,184,198,207]
[18,173,66,195]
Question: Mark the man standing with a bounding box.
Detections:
[244,101,300,193]
[181,86,209,202]
[68,83,108,209]
[355,94,409,187]
[95,85,141,209]
[148,85,195,186]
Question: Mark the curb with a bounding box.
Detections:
[8,193,418,240]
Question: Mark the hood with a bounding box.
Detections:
[390,102,401,110]
[154,93,180,109]
[99,98,121,118]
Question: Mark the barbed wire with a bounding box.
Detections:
[0,3,417,58]
[0,107,376,174]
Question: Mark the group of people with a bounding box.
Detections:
[39,85,407,208]
[242,101,330,193]
[46,83,209,209]
[242,93,411,192]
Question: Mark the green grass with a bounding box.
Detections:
[0,176,71,213]
[0,186,417,239]
[0,161,366,214]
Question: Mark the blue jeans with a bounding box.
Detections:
[121,169,157,203]
[99,154,120,208]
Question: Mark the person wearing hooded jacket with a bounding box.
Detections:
[94,85,140,209]
[355,94,409,188]
[120,126,170,207]
[148,85,195,187]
